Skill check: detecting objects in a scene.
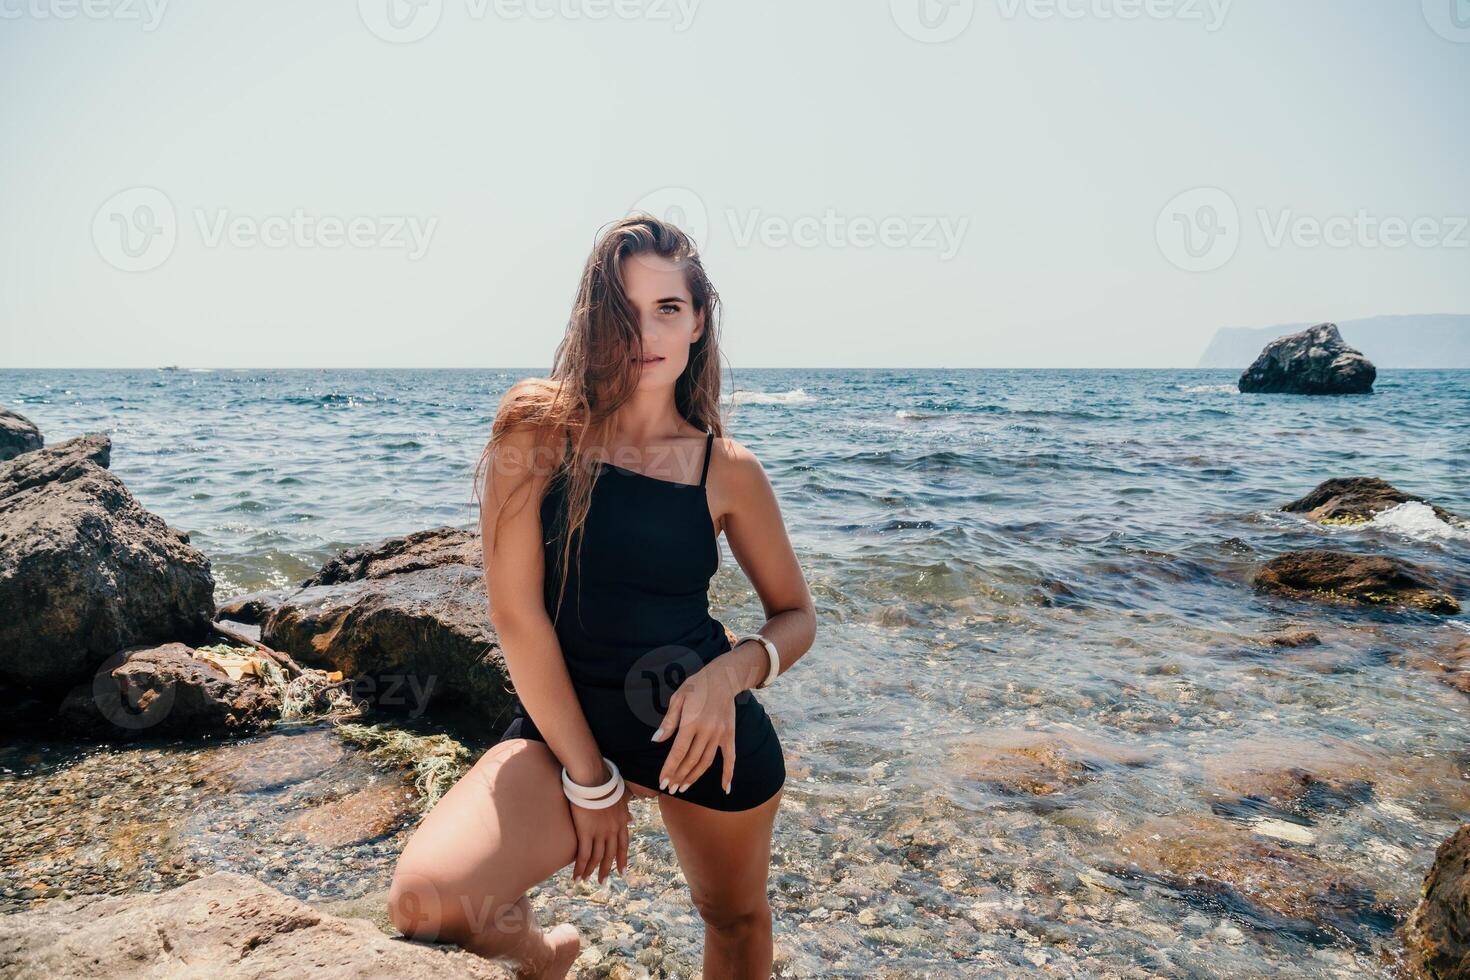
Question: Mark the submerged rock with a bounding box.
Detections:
[0,870,513,978]
[215,588,293,626]
[0,435,215,694]
[263,527,510,721]
[0,407,43,461]
[1282,477,1460,526]
[1401,824,1470,980]
[1238,323,1376,395]
[57,641,282,737]
[1253,550,1460,614]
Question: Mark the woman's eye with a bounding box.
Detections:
[659,304,680,315]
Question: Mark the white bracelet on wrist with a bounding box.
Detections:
[735,632,781,689]
[562,756,625,808]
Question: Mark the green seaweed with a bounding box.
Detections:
[332,722,472,810]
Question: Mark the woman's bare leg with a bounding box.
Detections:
[657,786,783,979]
[387,738,583,978]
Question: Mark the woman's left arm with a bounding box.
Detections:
[652,440,816,795]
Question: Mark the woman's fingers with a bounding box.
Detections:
[659,724,701,790]
[598,833,615,883]
[650,690,683,742]
[670,736,719,793]
[721,732,736,794]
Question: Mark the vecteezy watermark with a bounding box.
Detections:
[1422,0,1470,43]
[358,0,700,43]
[629,188,970,261]
[0,0,168,30]
[889,0,976,43]
[728,208,969,260]
[890,0,1229,41]
[1157,186,1469,272]
[1257,209,1470,251]
[993,0,1231,30]
[1155,187,1240,272]
[92,187,438,271]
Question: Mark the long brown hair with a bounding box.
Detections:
[472,214,726,627]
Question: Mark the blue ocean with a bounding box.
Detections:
[4,367,1468,976]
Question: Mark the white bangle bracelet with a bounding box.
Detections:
[565,779,625,809]
[735,633,781,689]
[562,756,621,800]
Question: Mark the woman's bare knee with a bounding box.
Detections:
[387,738,577,944]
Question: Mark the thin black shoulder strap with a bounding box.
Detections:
[698,429,714,487]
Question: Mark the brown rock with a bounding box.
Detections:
[1267,629,1322,648]
[1401,824,1470,980]
[282,780,416,847]
[1282,477,1459,526]
[0,870,512,978]
[57,642,280,738]
[1253,550,1459,614]
[950,729,1154,797]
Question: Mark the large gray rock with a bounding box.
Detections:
[0,407,43,461]
[263,527,510,721]
[0,434,216,693]
[1253,549,1460,614]
[0,870,512,978]
[1401,824,1470,980]
[1238,322,1376,394]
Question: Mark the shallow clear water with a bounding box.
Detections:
[4,367,1468,976]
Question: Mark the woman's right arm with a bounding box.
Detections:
[480,412,607,792]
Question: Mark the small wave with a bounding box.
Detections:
[1367,501,1470,542]
[730,388,816,406]
[1176,384,1238,395]
[896,410,940,420]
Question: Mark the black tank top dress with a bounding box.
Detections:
[496,429,785,812]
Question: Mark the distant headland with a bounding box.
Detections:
[1197,314,1470,369]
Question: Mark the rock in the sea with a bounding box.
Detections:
[1282,477,1460,526]
[1401,824,1470,980]
[0,435,216,693]
[1238,322,1376,395]
[0,870,512,978]
[263,527,510,721]
[0,407,43,461]
[1253,549,1460,614]
[57,642,281,737]
[1267,629,1322,648]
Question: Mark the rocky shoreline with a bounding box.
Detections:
[3,406,1468,977]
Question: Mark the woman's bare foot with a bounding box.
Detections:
[514,922,580,980]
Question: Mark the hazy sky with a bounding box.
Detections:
[2,0,1467,368]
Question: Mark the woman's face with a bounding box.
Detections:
[620,252,703,387]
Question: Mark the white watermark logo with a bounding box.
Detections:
[1258,209,1469,250]
[1422,0,1470,42]
[92,187,178,273]
[994,0,1231,30]
[1158,186,1468,271]
[360,0,700,43]
[93,187,438,271]
[630,188,969,261]
[1156,187,1239,272]
[890,0,976,43]
[0,0,168,29]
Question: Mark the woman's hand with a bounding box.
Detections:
[566,768,632,883]
[650,658,740,795]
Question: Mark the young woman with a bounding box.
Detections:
[387,215,816,979]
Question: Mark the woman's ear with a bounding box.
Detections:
[691,308,706,344]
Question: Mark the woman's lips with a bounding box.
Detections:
[636,356,665,364]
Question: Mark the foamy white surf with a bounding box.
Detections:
[1178,383,1239,395]
[729,388,816,405]
[1368,500,1470,542]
